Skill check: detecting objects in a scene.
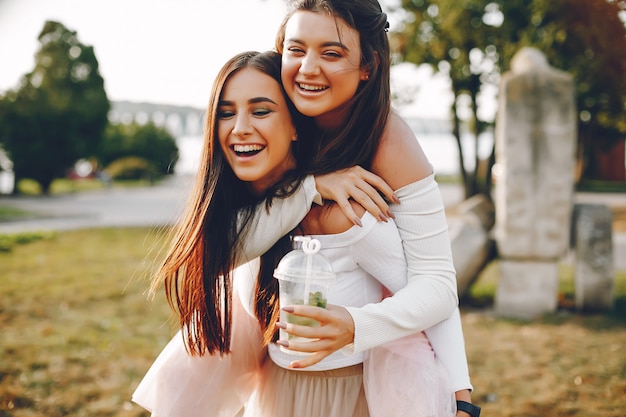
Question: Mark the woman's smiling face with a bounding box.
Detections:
[280,10,368,129]
[217,67,297,194]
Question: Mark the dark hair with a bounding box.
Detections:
[154,51,308,355]
[276,0,391,173]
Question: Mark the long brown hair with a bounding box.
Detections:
[152,51,310,356]
[276,0,391,173]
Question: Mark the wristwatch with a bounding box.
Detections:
[456,400,481,417]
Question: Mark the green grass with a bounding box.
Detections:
[0,227,175,417]
[576,180,626,193]
[0,206,34,222]
[0,230,56,252]
[1,228,625,417]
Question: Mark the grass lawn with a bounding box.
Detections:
[1,227,625,416]
[0,227,175,417]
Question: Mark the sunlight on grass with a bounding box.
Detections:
[0,227,175,417]
[463,261,626,416]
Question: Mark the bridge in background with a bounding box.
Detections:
[108,100,476,175]
[109,100,205,138]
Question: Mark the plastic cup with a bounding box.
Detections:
[273,237,335,354]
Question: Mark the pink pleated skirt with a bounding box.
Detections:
[244,331,455,417]
[244,359,369,417]
[363,331,457,417]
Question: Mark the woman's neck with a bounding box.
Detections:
[314,103,352,131]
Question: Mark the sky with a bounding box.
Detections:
[0,0,456,118]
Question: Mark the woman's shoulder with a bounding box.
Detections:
[300,200,365,235]
[372,111,433,190]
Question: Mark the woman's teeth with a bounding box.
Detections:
[298,82,328,91]
[233,144,264,156]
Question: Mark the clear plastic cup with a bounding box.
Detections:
[273,236,335,354]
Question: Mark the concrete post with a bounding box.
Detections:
[493,47,577,319]
[573,203,615,311]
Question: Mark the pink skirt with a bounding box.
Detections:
[132,288,265,417]
[244,360,369,417]
[363,331,457,417]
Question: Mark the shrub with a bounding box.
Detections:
[103,156,159,181]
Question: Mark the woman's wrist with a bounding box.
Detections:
[455,390,480,417]
[454,389,471,402]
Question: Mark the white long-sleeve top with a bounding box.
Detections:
[258,210,407,371]
[239,173,472,391]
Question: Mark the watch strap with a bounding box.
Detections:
[456,400,481,417]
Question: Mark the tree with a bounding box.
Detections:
[98,121,179,178]
[394,0,502,198]
[0,21,109,193]
[501,0,626,180]
[394,0,626,196]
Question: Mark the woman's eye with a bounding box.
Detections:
[324,50,342,58]
[217,109,234,119]
[286,46,305,55]
[252,108,272,117]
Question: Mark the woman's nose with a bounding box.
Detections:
[232,114,253,137]
[299,53,321,76]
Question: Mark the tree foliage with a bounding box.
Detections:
[508,0,626,179]
[394,0,626,195]
[98,121,179,177]
[0,21,109,193]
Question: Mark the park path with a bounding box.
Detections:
[0,175,192,234]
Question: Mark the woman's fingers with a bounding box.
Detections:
[352,166,398,204]
[314,166,398,225]
[289,352,332,369]
[276,305,355,368]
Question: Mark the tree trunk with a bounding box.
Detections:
[40,178,53,195]
[450,88,472,198]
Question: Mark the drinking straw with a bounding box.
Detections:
[295,236,321,304]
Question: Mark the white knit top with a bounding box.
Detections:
[268,210,407,371]
[239,173,472,391]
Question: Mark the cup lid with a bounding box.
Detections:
[273,237,335,282]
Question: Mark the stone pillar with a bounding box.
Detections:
[493,47,577,319]
[495,260,559,320]
[573,204,614,311]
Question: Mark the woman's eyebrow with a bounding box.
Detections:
[286,37,349,51]
[249,97,277,105]
[218,97,277,106]
[322,41,349,51]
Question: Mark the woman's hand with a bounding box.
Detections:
[275,304,355,369]
[314,166,399,226]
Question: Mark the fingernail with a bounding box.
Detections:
[387,210,396,219]
[354,217,363,227]
[276,340,289,347]
[282,306,294,313]
[276,322,287,329]
[289,362,301,369]
[392,194,401,204]
[379,213,388,222]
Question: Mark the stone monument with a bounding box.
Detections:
[572,204,615,311]
[493,47,577,319]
